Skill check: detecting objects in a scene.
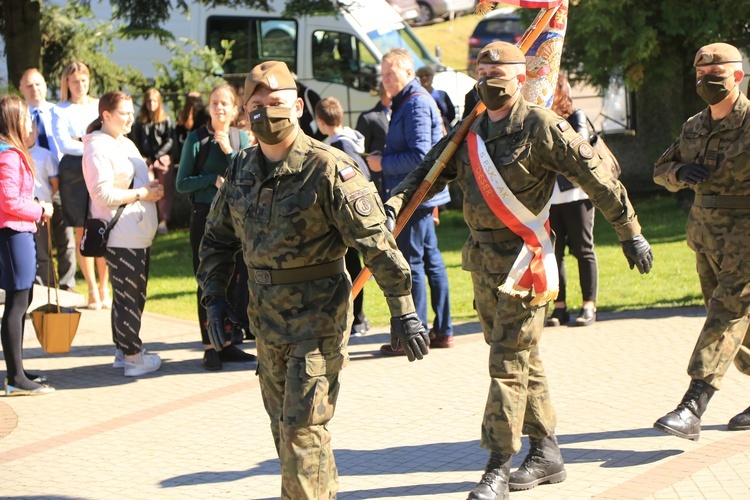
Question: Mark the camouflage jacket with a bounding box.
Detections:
[654,92,750,255]
[388,97,641,274]
[197,131,414,345]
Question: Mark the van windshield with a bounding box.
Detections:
[367,23,439,70]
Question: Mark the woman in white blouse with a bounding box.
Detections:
[51,61,108,310]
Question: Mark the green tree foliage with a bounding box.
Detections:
[151,37,234,112]
[39,2,147,97]
[557,1,750,169]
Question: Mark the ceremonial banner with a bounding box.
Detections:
[520,0,568,107]
[476,0,563,14]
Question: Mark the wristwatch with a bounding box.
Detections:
[135,190,141,202]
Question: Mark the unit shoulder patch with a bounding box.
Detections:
[579,143,595,159]
[354,196,374,216]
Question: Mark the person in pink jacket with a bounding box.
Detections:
[0,95,54,396]
[82,91,164,377]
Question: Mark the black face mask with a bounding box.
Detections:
[249,106,296,145]
[696,73,734,106]
[476,76,517,111]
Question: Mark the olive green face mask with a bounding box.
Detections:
[696,73,734,106]
[476,76,518,111]
[249,106,296,145]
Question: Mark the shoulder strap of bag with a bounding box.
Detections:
[191,126,212,177]
[105,178,135,235]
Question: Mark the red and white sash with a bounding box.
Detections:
[467,131,558,306]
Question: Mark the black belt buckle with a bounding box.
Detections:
[255,270,272,285]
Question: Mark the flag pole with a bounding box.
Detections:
[351,4,564,299]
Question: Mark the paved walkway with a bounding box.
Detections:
[2,292,750,499]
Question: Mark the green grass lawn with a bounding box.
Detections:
[413,15,479,72]
[145,194,703,327]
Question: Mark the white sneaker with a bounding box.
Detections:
[114,347,147,368]
[123,352,162,377]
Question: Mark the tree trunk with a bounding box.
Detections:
[2,0,41,89]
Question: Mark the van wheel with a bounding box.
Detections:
[416,2,433,23]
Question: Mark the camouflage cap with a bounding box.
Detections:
[476,41,526,65]
[244,61,297,100]
[693,43,743,67]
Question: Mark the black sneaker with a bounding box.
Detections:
[218,344,258,365]
[203,349,223,371]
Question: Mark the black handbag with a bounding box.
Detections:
[80,181,133,257]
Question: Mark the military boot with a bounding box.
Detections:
[467,452,511,500]
[727,406,750,431]
[653,379,715,441]
[509,434,566,490]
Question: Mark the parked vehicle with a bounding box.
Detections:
[415,0,476,24]
[467,8,523,76]
[386,0,421,22]
[14,0,475,126]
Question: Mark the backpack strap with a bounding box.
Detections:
[191,126,212,177]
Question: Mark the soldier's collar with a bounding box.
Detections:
[697,92,749,135]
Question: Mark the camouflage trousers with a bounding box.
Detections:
[472,271,557,455]
[257,334,349,499]
[688,252,750,389]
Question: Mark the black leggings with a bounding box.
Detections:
[549,199,598,303]
[1,288,34,388]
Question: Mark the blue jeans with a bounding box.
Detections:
[396,207,452,336]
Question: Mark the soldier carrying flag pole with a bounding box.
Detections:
[374,1,655,498]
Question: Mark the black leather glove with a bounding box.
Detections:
[390,312,429,362]
[384,204,397,234]
[620,234,654,274]
[676,163,709,185]
[204,296,239,351]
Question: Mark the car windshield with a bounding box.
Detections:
[367,22,439,70]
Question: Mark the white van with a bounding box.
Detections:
[37,0,475,126]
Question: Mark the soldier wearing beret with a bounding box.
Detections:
[196,61,428,498]
[385,41,653,499]
[653,42,750,441]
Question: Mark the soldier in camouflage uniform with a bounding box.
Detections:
[196,61,429,499]
[385,42,653,499]
[653,42,750,442]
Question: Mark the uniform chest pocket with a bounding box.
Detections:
[275,190,328,239]
[226,183,254,217]
[680,133,705,163]
[497,142,532,169]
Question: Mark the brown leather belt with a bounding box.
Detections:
[694,194,750,209]
[250,258,346,285]
[470,228,520,243]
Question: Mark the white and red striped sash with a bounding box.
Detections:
[467,131,558,306]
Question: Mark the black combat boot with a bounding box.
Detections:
[509,434,566,490]
[727,406,750,431]
[653,379,715,441]
[467,452,511,500]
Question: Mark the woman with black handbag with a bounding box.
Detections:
[0,95,55,395]
[82,91,164,377]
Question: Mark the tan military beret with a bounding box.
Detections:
[244,61,297,100]
[693,43,743,67]
[476,41,526,65]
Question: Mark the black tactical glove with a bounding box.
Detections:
[384,204,397,234]
[676,163,710,185]
[620,234,654,274]
[390,312,429,362]
[204,296,240,351]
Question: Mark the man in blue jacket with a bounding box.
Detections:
[367,48,453,352]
